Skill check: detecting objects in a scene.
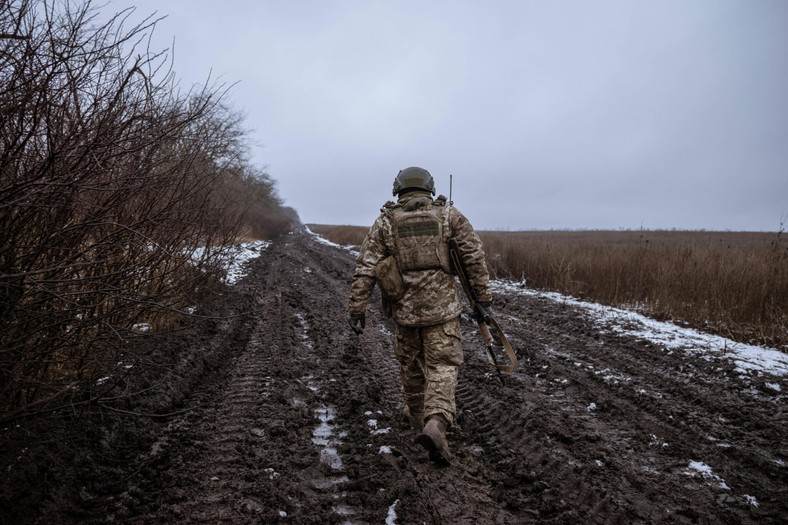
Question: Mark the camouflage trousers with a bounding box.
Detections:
[395,316,463,426]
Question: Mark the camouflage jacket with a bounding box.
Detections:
[349,191,491,327]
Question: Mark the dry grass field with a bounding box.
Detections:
[309,224,787,351]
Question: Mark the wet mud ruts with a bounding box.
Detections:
[3,230,786,524]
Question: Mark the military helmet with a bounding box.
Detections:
[392,166,435,196]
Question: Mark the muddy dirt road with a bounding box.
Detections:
[18,230,786,524]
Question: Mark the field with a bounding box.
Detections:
[308,225,787,351]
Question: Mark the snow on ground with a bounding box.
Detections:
[304,230,786,378]
[685,460,730,491]
[386,499,400,525]
[304,226,360,257]
[190,240,271,285]
[492,280,788,378]
[224,241,271,284]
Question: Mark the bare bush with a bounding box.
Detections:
[0,0,294,422]
[219,165,300,241]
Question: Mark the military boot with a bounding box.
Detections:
[402,406,424,430]
[416,415,452,464]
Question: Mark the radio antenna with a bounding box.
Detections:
[449,174,453,205]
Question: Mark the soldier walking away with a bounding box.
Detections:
[348,167,492,465]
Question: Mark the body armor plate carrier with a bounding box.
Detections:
[391,201,453,274]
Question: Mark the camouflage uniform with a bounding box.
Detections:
[349,190,491,427]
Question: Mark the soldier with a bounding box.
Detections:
[348,167,492,464]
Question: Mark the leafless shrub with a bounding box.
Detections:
[220,165,300,241]
[0,0,294,423]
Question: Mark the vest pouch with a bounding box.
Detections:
[375,255,406,301]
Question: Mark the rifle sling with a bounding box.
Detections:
[449,238,518,373]
[485,316,518,373]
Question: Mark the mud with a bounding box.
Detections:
[2,230,786,524]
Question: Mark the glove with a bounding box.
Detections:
[348,313,365,335]
[474,301,492,323]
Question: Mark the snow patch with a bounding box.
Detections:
[386,499,400,525]
[308,402,362,519]
[649,434,669,448]
[368,418,392,435]
[685,460,730,490]
[492,280,788,377]
[295,312,313,348]
[226,240,270,284]
[194,240,271,285]
[305,226,361,257]
[313,406,343,470]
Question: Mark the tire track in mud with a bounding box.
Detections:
[467,291,787,523]
[99,231,786,524]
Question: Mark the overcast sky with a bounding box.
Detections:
[112,0,786,231]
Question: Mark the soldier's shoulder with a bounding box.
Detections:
[379,200,400,214]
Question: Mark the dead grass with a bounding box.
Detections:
[314,224,787,351]
[308,224,369,247]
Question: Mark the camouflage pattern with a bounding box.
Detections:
[391,199,453,274]
[395,317,462,424]
[348,189,491,427]
[348,191,491,327]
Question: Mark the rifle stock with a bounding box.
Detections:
[448,238,518,383]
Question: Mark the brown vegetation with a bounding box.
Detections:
[0,0,297,424]
[312,224,787,351]
[308,224,369,247]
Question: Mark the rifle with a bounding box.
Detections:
[448,237,518,385]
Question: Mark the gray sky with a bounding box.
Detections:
[112,0,787,231]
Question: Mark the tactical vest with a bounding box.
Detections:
[388,199,454,275]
